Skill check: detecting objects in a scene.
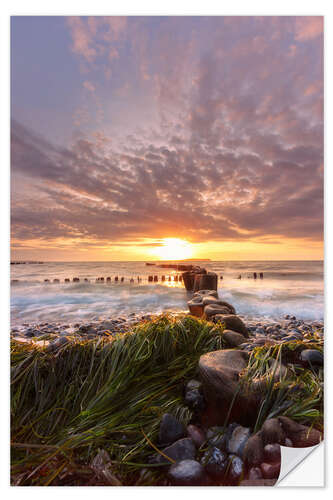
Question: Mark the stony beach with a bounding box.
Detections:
[10,266,324,486]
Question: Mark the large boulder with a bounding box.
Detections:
[202,297,236,314]
[211,314,249,337]
[198,350,259,426]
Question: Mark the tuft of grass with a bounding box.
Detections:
[11,314,225,485]
[240,341,323,433]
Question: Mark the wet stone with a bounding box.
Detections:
[227,425,251,458]
[187,425,206,448]
[226,454,244,484]
[159,413,185,446]
[167,460,207,486]
[200,447,228,479]
[156,438,196,465]
[184,390,205,411]
[300,349,323,367]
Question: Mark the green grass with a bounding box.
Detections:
[11,314,226,486]
[240,340,323,433]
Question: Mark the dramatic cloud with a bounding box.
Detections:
[11,16,323,257]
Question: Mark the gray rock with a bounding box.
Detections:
[187,425,206,448]
[300,349,323,367]
[156,438,196,465]
[227,454,244,484]
[167,460,207,486]
[227,425,251,457]
[201,447,228,479]
[159,413,185,446]
[211,315,249,337]
[223,330,247,347]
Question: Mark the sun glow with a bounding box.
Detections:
[151,238,193,260]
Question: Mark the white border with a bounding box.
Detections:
[1,1,332,498]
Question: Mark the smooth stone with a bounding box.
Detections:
[199,350,258,426]
[227,454,244,484]
[45,336,69,352]
[260,462,281,479]
[264,443,281,463]
[243,432,264,466]
[261,418,286,445]
[227,425,251,457]
[248,467,263,480]
[155,438,196,465]
[204,304,232,319]
[211,315,249,337]
[167,460,207,486]
[300,349,323,367]
[223,330,247,347]
[187,425,206,448]
[200,447,228,479]
[159,413,185,446]
[202,297,236,313]
[278,417,322,447]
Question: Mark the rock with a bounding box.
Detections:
[260,462,281,479]
[264,443,281,463]
[187,299,204,318]
[278,416,322,447]
[45,336,69,352]
[186,379,202,392]
[211,315,249,337]
[206,427,227,449]
[248,467,263,480]
[193,290,218,299]
[223,330,247,347]
[226,454,244,484]
[204,304,234,319]
[159,413,185,446]
[167,460,207,486]
[202,297,236,313]
[184,390,205,410]
[155,438,196,465]
[300,349,323,367]
[243,432,264,466]
[227,425,251,457]
[200,447,228,479]
[261,418,286,445]
[199,350,258,426]
[187,425,206,448]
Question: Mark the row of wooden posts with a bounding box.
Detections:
[37,275,184,284]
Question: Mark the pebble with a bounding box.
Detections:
[168,460,207,486]
[200,447,228,479]
[159,413,185,446]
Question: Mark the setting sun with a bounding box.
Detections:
[151,238,193,260]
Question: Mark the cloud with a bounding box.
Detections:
[11,17,324,253]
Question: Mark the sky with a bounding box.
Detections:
[10,16,323,261]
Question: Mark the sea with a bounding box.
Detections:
[10,261,324,326]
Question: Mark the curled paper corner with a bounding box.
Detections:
[277,441,324,487]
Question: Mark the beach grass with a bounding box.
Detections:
[11,314,226,485]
